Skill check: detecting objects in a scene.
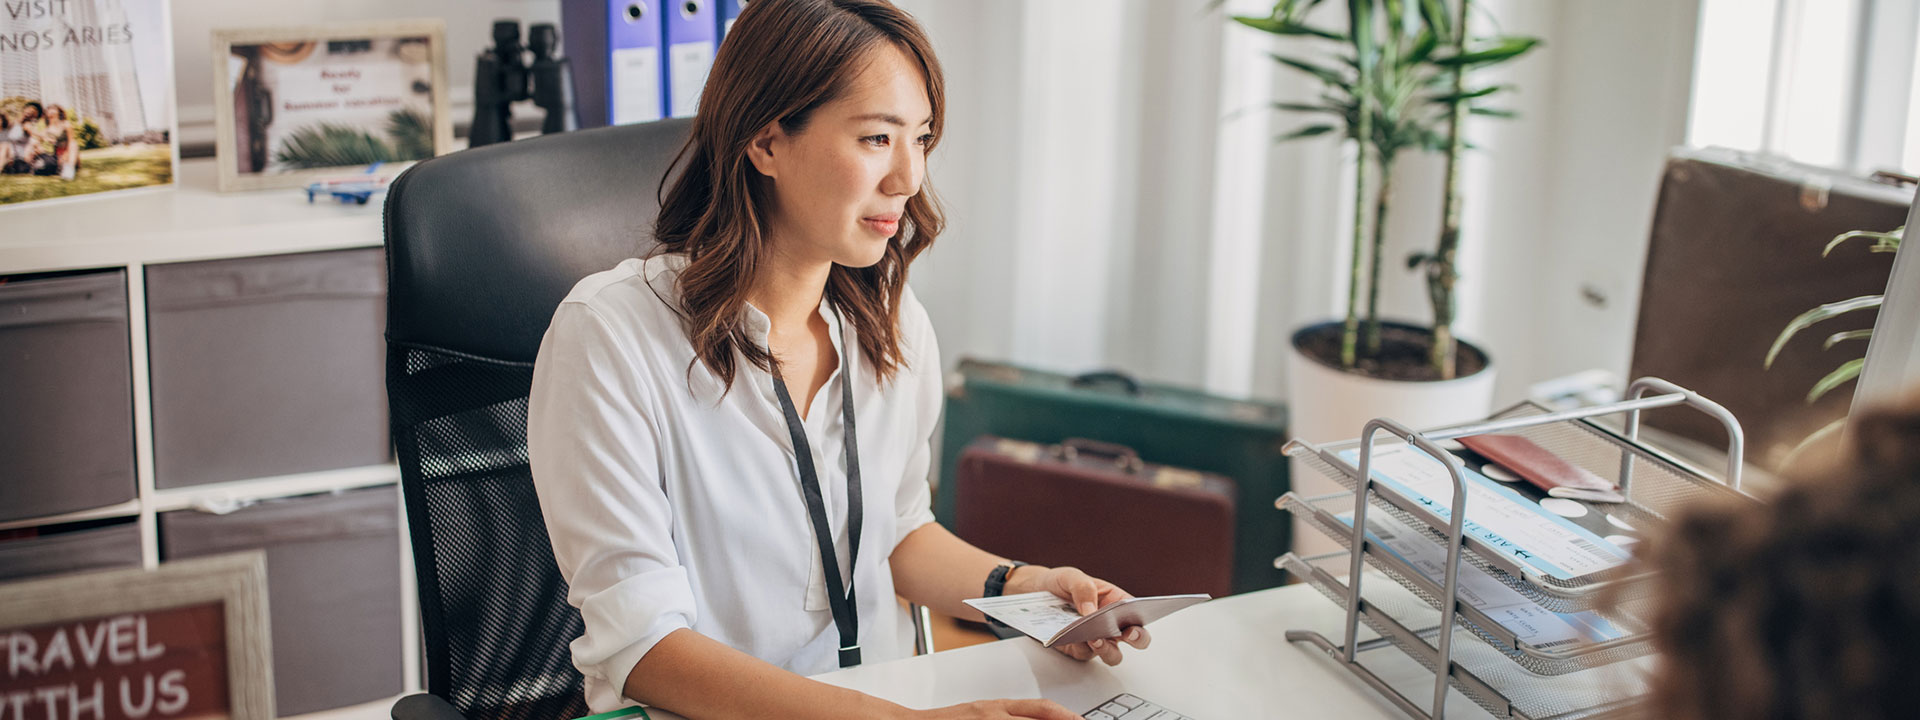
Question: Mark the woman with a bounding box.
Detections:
[5,103,40,175]
[1633,391,1920,720]
[44,104,76,180]
[528,2,1145,719]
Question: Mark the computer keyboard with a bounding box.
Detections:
[1083,693,1192,720]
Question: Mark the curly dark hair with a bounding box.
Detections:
[1637,393,1920,720]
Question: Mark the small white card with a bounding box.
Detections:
[963,591,1210,648]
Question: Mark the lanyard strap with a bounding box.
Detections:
[770,332,863,668]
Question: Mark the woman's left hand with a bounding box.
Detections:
[1005,565,1152,666]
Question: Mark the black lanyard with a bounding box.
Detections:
[769,327,863,668]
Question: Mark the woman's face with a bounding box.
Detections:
[749,44,931,270]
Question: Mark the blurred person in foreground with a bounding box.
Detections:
[1635,390,1920,720]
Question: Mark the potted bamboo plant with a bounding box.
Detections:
[1232,0,1538,515]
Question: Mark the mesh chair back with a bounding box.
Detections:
[384,119,692,720]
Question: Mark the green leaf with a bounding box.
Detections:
[1824,329,1875,350]
[1350,0,1377,75]
[1766,295,1884,368]
[1808,358,1866,403]
[1417,0,1452,43]
[1404,27,1440,67]
[1232,15,1345,41]
[1273,101,1346,114]
[1270,54,1351,88]
[1469,107,1518,118]
[1432,36,1542,67]
[1779,417,1848,471]
[1824,226,1904,256]
[1276,124,1340,142]
[1428,85,1509,104]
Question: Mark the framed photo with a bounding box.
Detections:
[0,0,178,209]
[212,20,451,192]
[0,552,273,720]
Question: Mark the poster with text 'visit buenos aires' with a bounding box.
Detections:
[0,0,175,209]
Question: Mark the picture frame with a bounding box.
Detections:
[0,0,179,209]
[0,552,274,720]
[211,20,451,192]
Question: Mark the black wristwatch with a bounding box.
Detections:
[983,561,1030,599]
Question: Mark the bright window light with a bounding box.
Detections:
[1687,0,1777,153]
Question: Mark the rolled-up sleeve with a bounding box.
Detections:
[528,302,694,702]
[892,290,941,550]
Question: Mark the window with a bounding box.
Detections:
[1688,0,1920,174]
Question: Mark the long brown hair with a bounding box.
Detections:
[651,0,946,392]
[1632,391,1920,720]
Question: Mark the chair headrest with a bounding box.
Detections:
[384,118,694,364]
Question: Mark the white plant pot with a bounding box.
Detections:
[1284,321,1496,557]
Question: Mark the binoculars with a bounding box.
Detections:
[471,20,570,148]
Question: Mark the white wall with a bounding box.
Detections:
[902,0,1706,405]
[166,0,1708,407]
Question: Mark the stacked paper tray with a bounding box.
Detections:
[1283,400,1751,612]
[1278,552,1649,720]
[1279,492,1654,676]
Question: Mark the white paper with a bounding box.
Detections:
[1338,446,1630,580]
[668,42,713,119]
[610,46,662,125]
[964,592,1211,647]
[964,592,1081,642]
[1343,509,1626,647]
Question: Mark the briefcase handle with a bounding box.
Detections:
[1069,370,1142,397]
[1054,438,1144,474]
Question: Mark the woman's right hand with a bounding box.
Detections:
[909,698,1082,719]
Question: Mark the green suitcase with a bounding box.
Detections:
[936,358,1291,593]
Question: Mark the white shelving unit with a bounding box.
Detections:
[1,157,418,720]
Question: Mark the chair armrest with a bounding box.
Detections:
[393,693,468,720]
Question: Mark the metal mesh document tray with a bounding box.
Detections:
[1280,492,1654,676]
[1283,380,1752,611]
[1280,552,1649,720]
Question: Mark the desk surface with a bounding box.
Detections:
[647,583,1496,719]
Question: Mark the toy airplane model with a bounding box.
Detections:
[305,164,392,205]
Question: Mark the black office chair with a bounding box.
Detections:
[382,119,937,720]
[383,118,693,720]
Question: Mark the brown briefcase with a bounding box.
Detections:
[954,436,1237,599]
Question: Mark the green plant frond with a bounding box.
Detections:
[1270,54,1352,87]
[1432,35,1541,67]
[1273,101,1346,115]
[273,123,394,169]
[1824,329,1875,350]
[1766,295,1884,369]
[1807,358,1866,403]
[386,108,435,161]
[1428,85,1509,103]
[1403,28,1439,68]
[1823,226,1903,256]
[1779,417,1848,471]
[1276,124,1340,142]
[1417,0,1452,43]
[1233,15,1345,41]
[1468,106,1517,118]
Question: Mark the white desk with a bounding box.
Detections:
[648,583,1496,719]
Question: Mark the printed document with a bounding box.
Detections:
[964,592,1210,648]
[1337,445,1630,580]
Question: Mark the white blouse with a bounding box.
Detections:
[527,254,941,712]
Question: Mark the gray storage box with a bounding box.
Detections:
[0,521,142,581]
[0,270,137,521]
[146,249,390,488]
[160,486,404,716]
